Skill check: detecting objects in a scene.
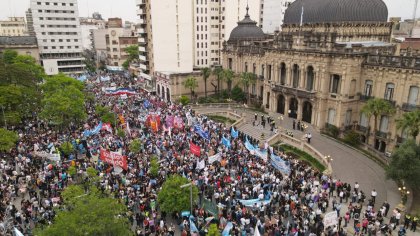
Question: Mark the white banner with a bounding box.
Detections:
[208,153,221,164]
[34,151,61,162]
[323,211,338,227]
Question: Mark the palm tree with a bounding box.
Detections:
[223,69,235,97]
[396,110,420,140]
[182,76,198,101]
[212,66,224,94]
[239,72,257,104]
[201,67,211,98]
[361,98,396,141]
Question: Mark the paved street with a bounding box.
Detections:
[193,104,416,235]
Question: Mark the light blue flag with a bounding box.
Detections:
[270,153,291,175]
[231,127,238,139]
[238,198,271,207]
[190,218,199,233]
[222,137,231,149]
[222,222,233,236]
[245,137,256,152]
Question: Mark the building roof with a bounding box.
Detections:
[284,0,388,25]
[228,6,266,42]
[0,36,37,46]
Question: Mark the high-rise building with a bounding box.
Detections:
[79,15,106,50]
[135,0,290,77]
[26,9,36,36]
[0,17,28,36]
[30,0,84,75]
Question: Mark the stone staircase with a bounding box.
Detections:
[237,123,275,141]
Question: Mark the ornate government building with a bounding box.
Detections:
[222,0,420,154]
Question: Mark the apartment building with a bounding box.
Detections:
[79,15,106,50]
[30,0,84,75]
[26,9,36,36]
[135,0,290,77]
[0,17,28,36]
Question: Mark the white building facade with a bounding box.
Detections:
[135,0,290,75]
[0,17,28,36]
[30,0,84,75]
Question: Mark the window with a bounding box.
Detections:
[306,66,314,91]
[379,116,389,133]
[327,109,336,125]
[280,63,286,85]
[330,74,340,94]
[244,62,248,72]
[345,110,352,126]
[384,83,394,100]
[349,80,356,96]
[261,65,265,77]
[228,58,232,69]
[360,113,368,127]
[408,86,419,105]
[364,80,373,97]
[292,64,299,88]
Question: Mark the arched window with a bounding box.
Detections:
[379,116,389,133]
[408,86,419,105]
[364,80,373,97]
[306,66,314,91]
[360,113,368,128]
[292,64,299,88]
[384,83,395,101]
[329,74,340,94]
[280,63,286,85]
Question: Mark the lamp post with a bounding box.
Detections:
[180,182,193,216]
[324,155,333,163]
[398,186,410,205]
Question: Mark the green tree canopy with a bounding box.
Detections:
[201,67,211,98]
[396,110,420,140]
[223,69,235,96]
[2,49,18,64]
[129,139,142,154]
[0,128,18,152]
[35,185,132,236]
[386,140,420,189]
[207,224,221,236]
[212,66,224,94]
[183,76,199,100]
[239,72,257,103]
[158,175,198,214]
[361,98,396,138]
[122,45,139,70]
[40,86,87,128]
[42,74,84,96]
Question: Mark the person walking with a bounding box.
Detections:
[371,189,377,205]
[307,133,312,143]
[293,120,296,130]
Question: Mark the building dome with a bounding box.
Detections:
[228,7,266,42]
[283,0,388,25]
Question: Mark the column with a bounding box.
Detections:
[284,96,289,117]
[297,98,303,120]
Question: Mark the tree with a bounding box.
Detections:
[231,85,245,102]
[207,224,221,236]
[95,105,117,125]
[60,141,74,156]
[201,67,211,98]
[123,45,139,70]
[239,72,257,104]
[83,49,96,73]
[40,86,87,129]
[183,76,199,100]
[212,66,224,94]
[157,175,198,214]
[223,69,235,97]
[129,139,142,154]
[361,98,396,141]
[0,128,18,152]
[150,156,159,178]
[41,74,84,96]
[396,110,420,140]
[178,95,190,106]
[386,140,420,189]
[34,185,132,236]
[2,49,18,64]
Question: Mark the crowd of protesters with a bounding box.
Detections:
[0,73,418,236]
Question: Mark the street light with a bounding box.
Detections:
[398,186,410,204]
[180,182,193,216]
[324,155,333,163]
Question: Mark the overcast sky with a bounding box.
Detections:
[0,0,417,22]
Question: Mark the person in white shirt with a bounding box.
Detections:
[371,189,377,204]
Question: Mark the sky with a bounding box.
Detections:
[0,0,417,23]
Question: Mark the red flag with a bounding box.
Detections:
[190,142,201,156]
[100,148,128,170]
[101,123,113,133]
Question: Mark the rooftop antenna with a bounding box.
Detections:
[411,0,419,37]
[246,0,249,17]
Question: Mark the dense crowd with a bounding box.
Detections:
[0,73,418,236]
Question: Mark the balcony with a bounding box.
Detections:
[359,95,374,101]
[138,28,146,34]
[356,125,369,133]
[272,84,316,99]
[402,103,420,111]
[136,8,145,16]
[139,38,146,44]
[139,55,147,61]
[384,99,396,107]
[376,131,388,139]
[139,46,146,52]
[138,19,145,25]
